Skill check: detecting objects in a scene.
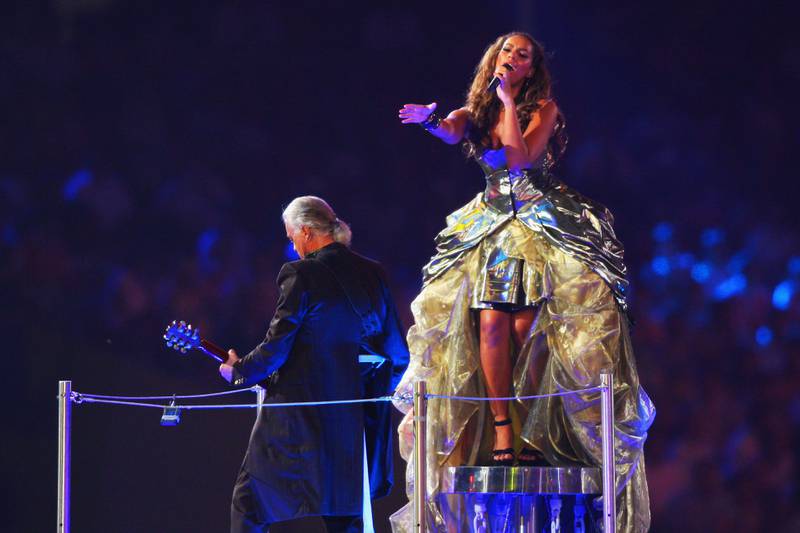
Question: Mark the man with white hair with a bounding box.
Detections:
[219,196,409,533]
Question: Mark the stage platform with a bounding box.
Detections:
[438,466,602,532]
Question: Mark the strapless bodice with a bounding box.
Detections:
[475,146,509,174]
[474,145,547,177]
[482,168,555,215]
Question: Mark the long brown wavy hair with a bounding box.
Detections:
[463,32,567,169]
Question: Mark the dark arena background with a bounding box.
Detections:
[4,1,800,532]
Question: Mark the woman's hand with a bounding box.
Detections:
[398,104,469,145]
[494,68,515,107]
[398,102,437,124]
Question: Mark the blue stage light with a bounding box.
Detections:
[196,229,220,273]
[196,229,219,256]
[651,256,670,276]
[755,326,773,346]
[788,256,800,276]
[651,222,674,243]
[727,251,750,272]
[772,280,794,310]
[284,242,299,260]
[691,262,711,283]
[676,252,695,269]
[712,274,747,300]
[700,228,724,248]
[63,169,93,201]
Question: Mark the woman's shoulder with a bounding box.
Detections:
[524,99,558,127]
[534,98,558,113]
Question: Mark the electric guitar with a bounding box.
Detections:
[163,320,229,363]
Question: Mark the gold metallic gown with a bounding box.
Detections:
[391,147,656,532]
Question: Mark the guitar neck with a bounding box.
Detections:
[197,338,229,363]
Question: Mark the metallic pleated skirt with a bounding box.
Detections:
[392,170,655,533]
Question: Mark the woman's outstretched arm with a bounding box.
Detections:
[398,103,470,145]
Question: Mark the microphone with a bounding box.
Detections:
[487,63,513,93]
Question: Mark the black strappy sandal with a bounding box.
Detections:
[518,447,549,467]
[491,418,515,466]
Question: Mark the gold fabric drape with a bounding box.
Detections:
[391,169,655,533]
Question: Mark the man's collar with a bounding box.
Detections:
[305,241,343,259]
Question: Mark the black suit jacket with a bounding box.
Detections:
[232,243,408,522]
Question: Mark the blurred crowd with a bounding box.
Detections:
[633,221,800,531]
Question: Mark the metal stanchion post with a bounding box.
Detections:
[254,385,265,415]
[58,380,72,533]
[600,370,616,533]
[413,380,428,533]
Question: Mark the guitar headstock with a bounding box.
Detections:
[164,320,202,354]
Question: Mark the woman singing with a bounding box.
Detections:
[392,32,655,532]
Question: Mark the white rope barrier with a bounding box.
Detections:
[69,386,604,410]
[72,394,398,410]
[59,378,616,533]
[76,387,260,401]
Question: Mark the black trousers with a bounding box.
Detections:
[230,468,363,533]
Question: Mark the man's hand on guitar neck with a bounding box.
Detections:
[219,348,241,383]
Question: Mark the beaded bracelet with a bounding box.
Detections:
[420,112,442,131]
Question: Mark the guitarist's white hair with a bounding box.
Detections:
[282,196,352,246]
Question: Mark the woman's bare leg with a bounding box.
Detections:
[479,309,513,460]
[511,308,536,355]
[511,308,547,389]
